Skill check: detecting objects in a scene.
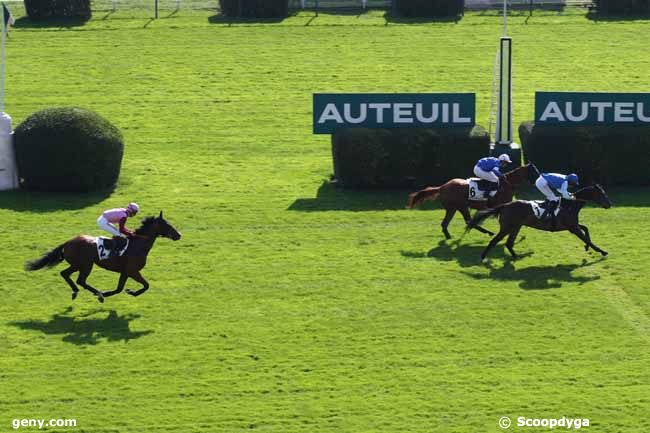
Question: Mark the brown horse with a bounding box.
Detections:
[467,185,611,260]
[406,163,533,239]
[25,212,181,303]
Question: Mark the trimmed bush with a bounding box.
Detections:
[219,0,288,18]
[519,121,650,186]
[24,0,92,20]
[595,0,650,15]
[14,108,124,192]
[332,126,490,188]
[394,0,464,17]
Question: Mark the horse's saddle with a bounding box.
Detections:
[529,201,561,220]
[467,178,497,201]
[96,237,129,260]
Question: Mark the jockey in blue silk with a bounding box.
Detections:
[473,154,512,195]
[535,172,579,223]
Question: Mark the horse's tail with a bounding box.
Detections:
[406,187,441,209]
[466,206,504,233]
[25,243,65,271]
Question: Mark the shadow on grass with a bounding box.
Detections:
[289,181,414,212]
[383,12,462,24]
[8,307,153,345]
[12,16,89,29]
[462,258,605,290]
[0,188,113,212]
[208,14,286,25]
[401,238,526,268]
[586,12,650,22]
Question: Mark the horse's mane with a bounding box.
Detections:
[135,216,157,235]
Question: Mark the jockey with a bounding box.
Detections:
[96,203,140,254]
[473,154,512,196]
[535,173,579,223]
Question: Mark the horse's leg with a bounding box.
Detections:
[60,266,80,300]
[126,271,150,297]
[76,265,104,303]
[579,224,592,251]
[569,226,608,257]
[481,229,510,261]
[505,225,523,258]
[460,207,494,236]
[102,272,128,298]
[441,208,457,240]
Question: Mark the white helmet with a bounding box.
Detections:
[498,154,512,164]
[127,202,140,214]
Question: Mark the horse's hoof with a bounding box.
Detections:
[602,251,609,257]
[585,245,589,252]
[126,289,134,295]
[71,292,78,301]
[97,294,105,303]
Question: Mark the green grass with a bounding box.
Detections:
[1,8,650,433]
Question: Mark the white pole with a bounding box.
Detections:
[502,0,507,36]
[1,8,5,113]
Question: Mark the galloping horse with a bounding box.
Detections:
[406,163,533,239]
[467,185,611,260]
[25,212,181,302]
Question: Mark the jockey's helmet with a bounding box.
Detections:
[127,202,140,214]
[567,173,579,185]
[498,154,512,164]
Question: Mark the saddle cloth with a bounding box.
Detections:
[96,237,129,260]
[528,201,561,220]
[467,178,495,201]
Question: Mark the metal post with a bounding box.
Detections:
[154,0,158,18]
[1,6,5,113]
[315,0,319,17]
[502,0,507,36]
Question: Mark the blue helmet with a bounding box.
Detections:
[567,173,579,185]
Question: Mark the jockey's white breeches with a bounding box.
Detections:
[473,166,500,183]
[97,216,123,237]
[535,177,560,201]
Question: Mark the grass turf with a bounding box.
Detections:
[1,7,649,433]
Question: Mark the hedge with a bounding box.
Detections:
[14,108,124,192]
[24,0,91,20]
[393,0,464,17]
[595,0,650,15]
[219,0,288,18]
[519,121,650,186]
[331,126,490,188]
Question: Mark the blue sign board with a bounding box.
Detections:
[313,93,475,134]
[536,92,650,125]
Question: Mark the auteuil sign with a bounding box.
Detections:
[313,93,475,134]
[536,92,650,125]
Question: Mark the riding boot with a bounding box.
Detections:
[110,236,124,257]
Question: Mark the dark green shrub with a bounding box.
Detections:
[394,0,464,17]
[219,0,288,18]
[24,0,91,20]
[332,126,490,188]
[519,121,650,186]
[14,108,124,192]
[595,0,650,15]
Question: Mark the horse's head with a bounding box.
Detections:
[504,162,532,187]
[576,184,612,209]
[136,212,182,240]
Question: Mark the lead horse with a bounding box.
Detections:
[25,211,181,302]
[467,185,611,260]
[406,163,533,239]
